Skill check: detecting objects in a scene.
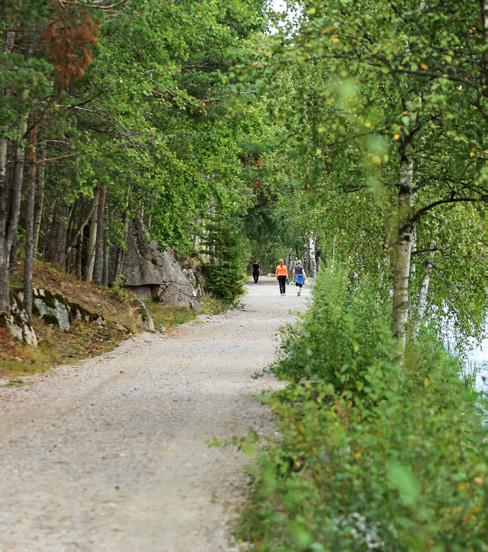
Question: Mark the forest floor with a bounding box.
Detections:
[0,277,310,552]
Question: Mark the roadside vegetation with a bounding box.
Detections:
[239,266,487,551]
[237,1,487,550]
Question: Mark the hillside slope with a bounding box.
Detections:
[1,260,150,384]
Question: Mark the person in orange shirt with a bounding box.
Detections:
[275,259,289,295]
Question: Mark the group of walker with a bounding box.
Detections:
[251,259,306,296]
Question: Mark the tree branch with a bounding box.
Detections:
[410,196,487,225]
[35,152,80,165]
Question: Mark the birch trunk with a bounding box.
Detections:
[415,248,436,333]
[308,233,317,276]
[85,190,99,282]
[391,146,414,351]
[0,30,16,315]
[23,126,37,319]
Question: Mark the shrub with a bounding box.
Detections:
[273,263,399,401]
[239,267,487,552]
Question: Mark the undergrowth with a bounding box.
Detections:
[144,302,196,333]
[0,318,126,384]
[238,264,487,552]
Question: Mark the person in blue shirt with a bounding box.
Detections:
[292,259,306,296]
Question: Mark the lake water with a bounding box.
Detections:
[470,334,488,392]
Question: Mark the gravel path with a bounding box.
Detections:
[0,277,309,552]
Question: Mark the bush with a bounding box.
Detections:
[202,215,250,304]
[273,263,399,401]
[239,267,487,552]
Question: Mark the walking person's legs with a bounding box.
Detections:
[278,275,286,295]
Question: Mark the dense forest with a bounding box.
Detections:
[1,0,487,549]
[1,0,268,333]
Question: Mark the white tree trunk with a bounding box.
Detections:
[308,233,317,276]
[415,247,435,332]
[392,149,414,351]
[0,31,15,314]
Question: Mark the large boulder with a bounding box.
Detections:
[122,220,200,310]
[32,289,71,331]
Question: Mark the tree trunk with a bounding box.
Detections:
[76,232,83,280]
[0,137,9,315]
[0,30,16,316]
[23,125,37,319]
[103,242,110,287]
[414,248,436,333]
[8,117,28,256]
[85,190,99,282]
[44,202,70,267]
[391,145,414,351]
[4,117,28,283]
[93,183,107,285]
[114,207,130,281]
[33,145,45,255]
[482,1,488,40]
[308,233,317,277]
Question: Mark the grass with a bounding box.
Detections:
[145,302,197,333]
[144,293,229,333]
[200,293,230,315]
[0,317,127,384]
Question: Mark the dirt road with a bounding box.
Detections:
[0,277,309,552]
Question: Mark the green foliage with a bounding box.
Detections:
[250,0,488,343]
[1,0,268,276]
[239,271,487,551]
[274,264,398,399]
[202,215,250,304]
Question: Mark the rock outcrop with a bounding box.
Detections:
[122,220,200,310]
[2,295,38,346]
[32,289,72,331]
[9,287,155,338]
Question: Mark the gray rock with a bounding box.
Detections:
[122,220,200,310]
[182,268,204,297]
[136,299,155,332]
[2,296,38,346]
[33,294,70,331]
